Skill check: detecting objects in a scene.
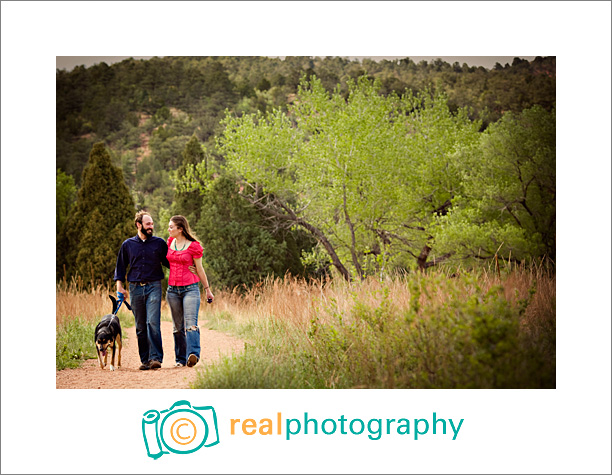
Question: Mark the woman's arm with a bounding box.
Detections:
[194,257,214,301]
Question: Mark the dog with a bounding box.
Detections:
[94,295,130,371]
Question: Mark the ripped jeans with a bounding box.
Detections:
[166,283,201,365]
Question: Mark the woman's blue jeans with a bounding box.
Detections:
[166,283,201,365]
[129,281,163,365]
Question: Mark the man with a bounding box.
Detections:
[114,211,169,370]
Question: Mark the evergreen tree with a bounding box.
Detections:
[174,134,205,224]
[192,175,312,290]
[178,134,205,175]
[56,168,76,234]
[57,142,135,283]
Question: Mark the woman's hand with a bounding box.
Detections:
[205,287,214,303]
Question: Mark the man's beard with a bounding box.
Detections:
[143,228,154,239]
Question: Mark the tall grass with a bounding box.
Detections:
[195,264,556,389]
[56,275,173,325]
[56,318,99,370]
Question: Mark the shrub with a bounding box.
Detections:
[193,268,555,389]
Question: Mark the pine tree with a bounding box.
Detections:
[192,175,313,291]
[56,168,76,234]
[174,134,205,224]
[57,142,135,283]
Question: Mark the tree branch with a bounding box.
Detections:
[239,188,353,281]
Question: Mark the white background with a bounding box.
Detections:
[1,2,610,473]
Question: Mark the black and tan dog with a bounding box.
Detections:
[95,295,131,371]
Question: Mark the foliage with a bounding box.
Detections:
[57,143,135,283]
[190,174,315,290]
[57,55,555,193]
[433,105,556,262]
[56,169,76,233]
[218,76,482,277]
[56,56,556,283]
[56,318,98,370]
[173,134,206,224]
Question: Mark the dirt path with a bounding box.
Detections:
[56,321,244,389]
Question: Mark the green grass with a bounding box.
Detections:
[56,313,134,370]
[56,318,98,370]
[193,272,555,389]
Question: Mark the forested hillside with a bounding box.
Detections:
[56,56,555,287]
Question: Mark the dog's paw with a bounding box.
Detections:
[109,365,115,371]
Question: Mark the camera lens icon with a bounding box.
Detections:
[142,401,219,459]
[169,417,198,446]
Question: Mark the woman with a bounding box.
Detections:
[166,215,214,367]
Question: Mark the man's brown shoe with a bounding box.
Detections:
[187,354,198,367]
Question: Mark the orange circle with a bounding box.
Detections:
[170,418,197,445]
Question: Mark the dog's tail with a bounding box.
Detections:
[109,295,132,315]
[110,295,118,314]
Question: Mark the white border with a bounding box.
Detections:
[2,2,611,473]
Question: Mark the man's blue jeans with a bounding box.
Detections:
[129,281,163,364]
[166,283,201,365]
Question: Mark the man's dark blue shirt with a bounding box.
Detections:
[114,235,169,283]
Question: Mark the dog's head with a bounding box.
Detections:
[95,328,115,357]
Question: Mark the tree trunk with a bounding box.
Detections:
[417,244,431,271]
[295,218,352,282]
[245,192,353,281]
[343,184,363,280]
[417,244,452,270]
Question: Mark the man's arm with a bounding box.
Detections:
[114,242,128,294]
[160,239,170,269]
[116,279,126,294]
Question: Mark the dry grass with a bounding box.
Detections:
[58,265,555,331]
[195,264,556,388]
[200,266,555,332]
[56,276,173,325]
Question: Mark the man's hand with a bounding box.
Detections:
[117,291,125,302]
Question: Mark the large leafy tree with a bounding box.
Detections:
[433,105,556,262]
[57,143,135,282]
[217,76,481,280]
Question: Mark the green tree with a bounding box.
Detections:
[217,76,481,279]
[433,105,556,262]
[192,175,311,290]
[57,142,135,282]
[174,134,206,223]
[56,169,76,234]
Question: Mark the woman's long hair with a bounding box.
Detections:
[170,215,199,243]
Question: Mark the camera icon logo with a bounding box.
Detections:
[142,400,220,459]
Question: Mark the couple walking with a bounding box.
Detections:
[114,211,214,370]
